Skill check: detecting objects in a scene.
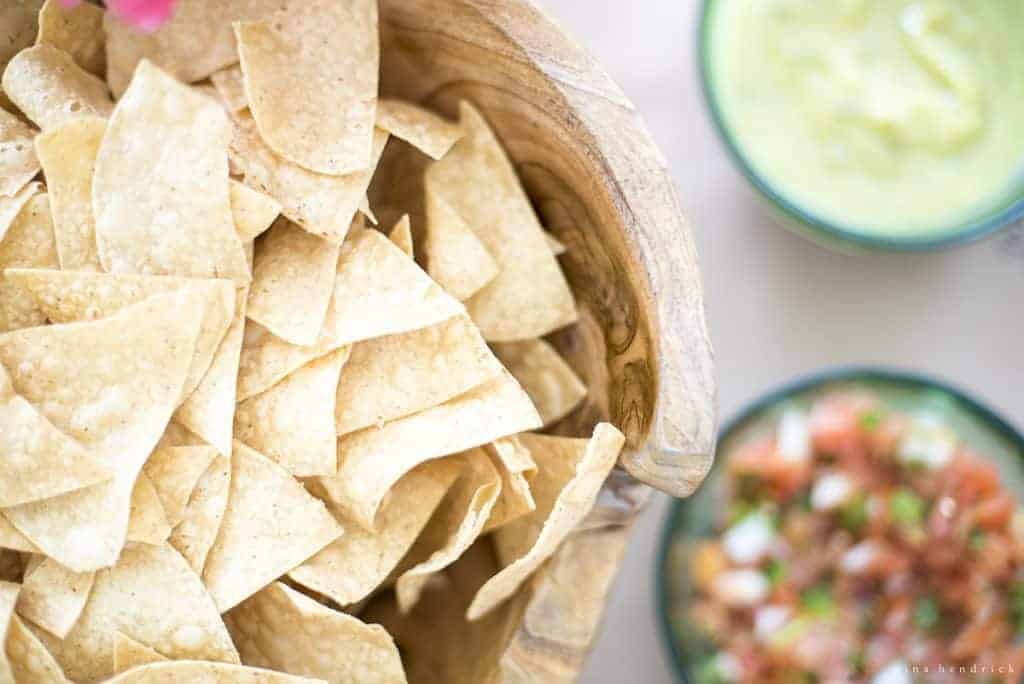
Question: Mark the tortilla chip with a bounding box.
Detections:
[103,0,281,97]
[334,314,504,437]
[36,0,105,77]
[482,437,537,533]
[396,451,501,612]
[319,372,541,530]
[202,442,343,612]
[104,661,324,683]
[209,64,246,113]
[422,184,498,302]
[33,115,104,270]
[125,473,172,546]
[113,632,167,674]
[387,214,413,258]
[230,112,388,243]
[0,108,39,198]
[466,424,624,620]
[169,453,230,576]
[15,557,94,639]
[6,614,68,683]
[142,446,218,527]
[155,420,202,450]
[2,44,112,130]
[226,582,405,684]
[492,339,586,427]
[246,219,340,346]
[7,268,236,400]
[0,552,19,582]
[0,2,43,78]
[0,582,20,683]
[230,180,280,243]
[235,321,326,403]
[428,102,576,340]
[544,232,566,255]
[94,61,249,284]
[235,348,349,477]
[0,289,206,571]
[290,461,459,608]
[0,193,58,332]
[0,514,35,553]
[359,196,377,225]
[377,99,462,161]
[0,363,111,508]
[39,543,239,683]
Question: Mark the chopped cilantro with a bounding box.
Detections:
[839,495,869,534]
[764,559,786,586]
[969,528,987,552]
[859,410,883,431]
[912,596,940,631]
[800,585,835,618]
[890,488,926,526]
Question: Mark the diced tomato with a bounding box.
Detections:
[973,494,1016,532]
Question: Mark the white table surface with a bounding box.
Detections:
[539,2,1024,682]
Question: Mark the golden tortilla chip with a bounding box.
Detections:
[38,543,239,684]
[2,44,112,130]
[319,372,541,530]
[0,192,58,332]
[125,473,172,546]
[230,180,280,243]
[230,113,388,243]
[15,557,94,639]
[466,424,624,620]
[334,314,504,437]
[169,453,230,575]
[377,99,462,161]
[0,581,20,683]
[36,0,105,77]
[492,339,586,428]
[235,0,377,176]
[154,420,202,450]
[396,451,501,613]
[235,348,349,477]
[428,102,576,340]
[235,321,327,403]
[113,632,167,674]
[290,461,459,608]
[209,64,246,113]
[202,442,344,612]
[6,614,68,683]
[0,290,206,571]
[0,513,35,553]
[0,1,43,79]
[0,181,37,240]
[104,661,324,683]
[387,214,413,258]
[93,60,249,284]
[33,115,104,270]
[422,184,498,302]
[246,219,340,346]
[0,108,39,198]
[142,446,218,527]
[226,582,406,684]
[482,437,537,533]
[544,232,566,256]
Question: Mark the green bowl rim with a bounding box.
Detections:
[697,0,1024,252]
[655,365,1024,682]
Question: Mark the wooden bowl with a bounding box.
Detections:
[379,0,717,676]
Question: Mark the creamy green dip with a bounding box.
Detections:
[705,0,1024,237]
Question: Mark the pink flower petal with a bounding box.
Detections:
[105,0,178,32]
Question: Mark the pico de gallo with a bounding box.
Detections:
[683,392,1024,683]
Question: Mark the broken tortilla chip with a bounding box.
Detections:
[15,556,94,639]
[377,99,462,161]
[0,108,40,198]
[230,180,280,243]
[235,348,349,477]
[113,632,167,674]
[125,473,172,546]
[2,44,112,130]
[387,214,413,258]
[482,437,537,533]
[36,0,105,77]
[0,193,59,332]
[142,446,218,527]
[209,64,246,113]
[93,60,249,284]
[492,339,587,427]
[422,184,498,302]
[466,424,624,620]
[33,115,105,270]
[6,614,68,683]
[226,582,406,684]
[319,372,541,530]
[202,442,343,612]
[168,452,230,576]
[103,661,324,683]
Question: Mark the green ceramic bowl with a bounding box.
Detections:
[698,0,1024,253]
[656,366,1024,682]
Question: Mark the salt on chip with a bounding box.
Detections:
[0,108,40,198]
[230,180,280,243]
[422,184,498,302]
[290,461,460,608]
[209,64,247,113]
[33,116,104,270]
[226,582,406,684]
[492,339,587,427]
[38,543,239,684]
[15,557,94,639]
[6,614,68,683]
[0,193,58,332]
[387,214,413,258]
[234,0,378,176]
[334,314,504,437]
[2,44,113,131]
[125,473,172,546]
[246,219,339,346]
[202,442,344,612]
[103,661,325,683]
[428,101,577,340]
[377,99,462,161]
[0,581,20,683]
[395,451,501,613]
[235,348,349,477]
[142,446,218,527]
[113,632,167,674]
[319,371,541,530]
[36,0,105,77]
[93,60,249,284]
[466,424,624,620]
[169,453,230,575]
[0,290,206,572]
[482,437,537,533]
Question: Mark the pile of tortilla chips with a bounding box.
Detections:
[0,1,626,682]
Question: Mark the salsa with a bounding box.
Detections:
[683,392,1024,683]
